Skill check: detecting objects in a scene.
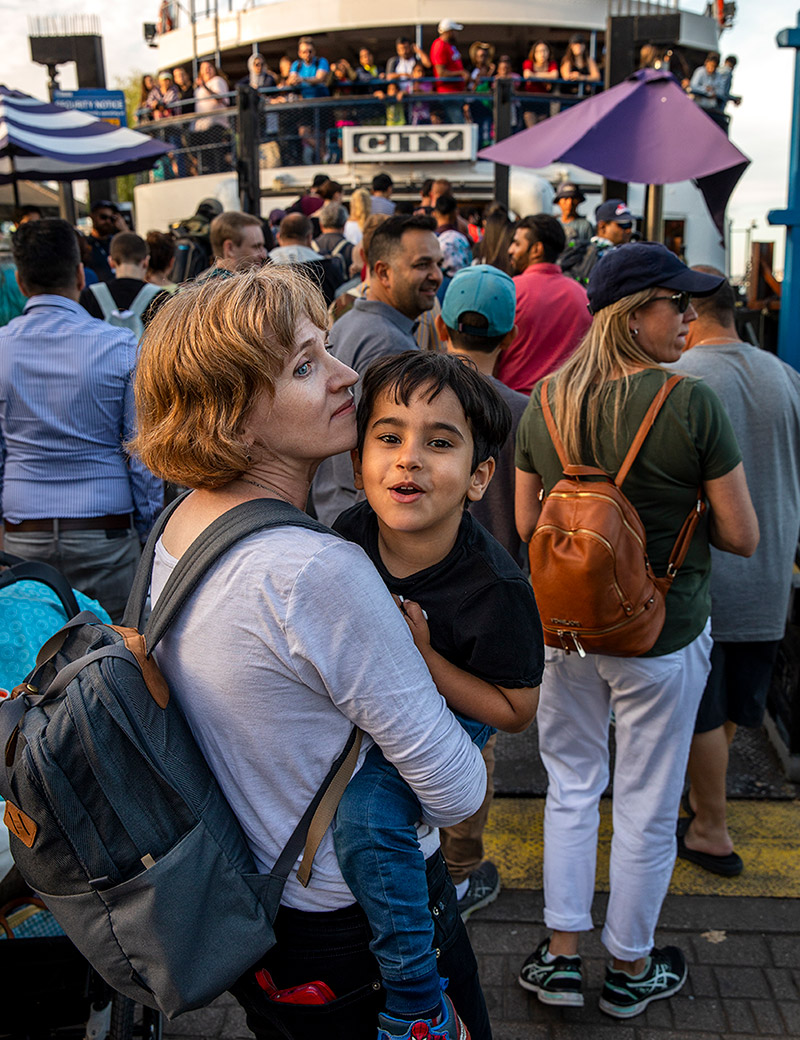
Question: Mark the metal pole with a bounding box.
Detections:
[493,78,512,210]
[191,0,198,82]
[45,64,77,225]
[643,183,663,242]
[236,85,260,215]
[767,14,800,370]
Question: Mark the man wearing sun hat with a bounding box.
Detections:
[554,183,594,244]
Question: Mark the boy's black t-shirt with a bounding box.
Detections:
[333,501,544,690]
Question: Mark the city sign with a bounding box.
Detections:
[342,125,478,163]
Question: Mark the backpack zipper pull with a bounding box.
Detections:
[571,633,586,658]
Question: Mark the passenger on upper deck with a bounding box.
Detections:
[288,36,330,98]
[560,33,600,93]
[386,35,431,90]
[431,18,468,122]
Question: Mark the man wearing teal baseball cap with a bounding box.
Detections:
[436,265,529,921]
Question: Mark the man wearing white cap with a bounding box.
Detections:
[431,19,468,122]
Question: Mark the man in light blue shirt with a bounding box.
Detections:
[287,36,330,98]
[0,219,163,621]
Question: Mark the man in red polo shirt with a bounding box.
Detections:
[431,19,469,122]
[496,214,592,394]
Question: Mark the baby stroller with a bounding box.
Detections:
[0,552,164,1040]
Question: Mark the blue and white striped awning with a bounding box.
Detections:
[0,86,170,183]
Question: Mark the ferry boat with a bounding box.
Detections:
[134,0,731,268]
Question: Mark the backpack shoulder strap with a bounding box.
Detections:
[615,374,684,488]
[88,281,116,321]
[331,237,348,258]
[540,380,570,470]
[140,498,335,651]
[128,282,162,319]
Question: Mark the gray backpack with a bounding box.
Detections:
[88,281,163,339]
[0,495,361,1018]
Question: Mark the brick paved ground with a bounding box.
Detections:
[163,890,800,1039]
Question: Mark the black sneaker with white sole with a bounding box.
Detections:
[599,945,687,1019]
[457,861,500,921]
[518,938,584,1007]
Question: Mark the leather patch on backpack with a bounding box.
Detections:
[4,800,37,848]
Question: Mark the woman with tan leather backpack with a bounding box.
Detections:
[513,243,759,1020]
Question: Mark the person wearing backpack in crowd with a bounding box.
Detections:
[129,265,491,1039]
[269,213,345,306]
[313,201,355,279]
[79,232,167,337]
[0,219,162,622]
[514,243,758,1019]
[560,199,633,287]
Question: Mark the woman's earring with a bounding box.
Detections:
[631,328,639,338]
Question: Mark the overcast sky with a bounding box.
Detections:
[3,0,797,277]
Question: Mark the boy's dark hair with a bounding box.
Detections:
[434,194,458,219]
[445,311,506,353]
[372,172,393,194]
[367,214,436,270]
[421,178,434,197]
[356,350,512,472]
[13,218,80,294]
[516,214,565,263]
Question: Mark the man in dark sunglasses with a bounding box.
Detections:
[84,200,128,283]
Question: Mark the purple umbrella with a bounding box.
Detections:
[479,68,750,233]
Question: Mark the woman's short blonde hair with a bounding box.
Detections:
[131,265,328,489]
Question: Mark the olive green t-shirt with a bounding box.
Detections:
[515,368,742,656]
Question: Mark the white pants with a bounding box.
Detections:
[538,622,712,961]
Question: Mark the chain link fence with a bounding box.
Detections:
[133,78,600,183]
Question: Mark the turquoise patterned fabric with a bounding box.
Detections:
[0,581,111,693]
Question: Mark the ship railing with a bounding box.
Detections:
[132,76,602,184]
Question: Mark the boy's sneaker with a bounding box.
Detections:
[458,861,500,921]
[518,938,584,1007]
[599,945,687,1019]
[377,993,470,1040]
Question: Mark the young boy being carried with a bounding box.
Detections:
[333,349,544,1040]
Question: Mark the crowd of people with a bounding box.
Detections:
[133,32,743,176]
[0,173,797,1040]
[134,27,610,172]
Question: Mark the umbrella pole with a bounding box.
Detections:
[643,184,664,243]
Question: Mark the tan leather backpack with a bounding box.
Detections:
[529,374,704,657]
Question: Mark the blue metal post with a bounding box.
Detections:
[767,14,800,369]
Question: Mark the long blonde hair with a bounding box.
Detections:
[551,288,664,463]
[348,187,372,229]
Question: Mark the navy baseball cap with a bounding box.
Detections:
[586,242,725,314]
[441,264,516,337]
[595,199,633,226]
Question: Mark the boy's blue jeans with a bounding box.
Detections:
[334,715,492,1017]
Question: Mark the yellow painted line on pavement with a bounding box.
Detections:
[484,798,800,898]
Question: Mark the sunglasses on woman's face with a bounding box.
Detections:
[642,291,691,313]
